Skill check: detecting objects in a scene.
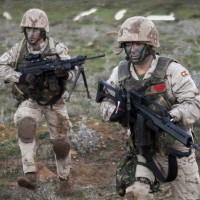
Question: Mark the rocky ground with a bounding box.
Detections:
[0,119,124,200]
[0,1,200,199]
[0,117,200,200]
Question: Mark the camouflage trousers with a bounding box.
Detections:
[125,151,200,200]
[14,98,71,179]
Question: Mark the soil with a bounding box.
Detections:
[0,119,200,200]
[0,8,200,199]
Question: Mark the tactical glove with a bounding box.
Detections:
[110,88,127,122]
[55,65,69,79]
[118,112,135,127]
[19,73,35,84]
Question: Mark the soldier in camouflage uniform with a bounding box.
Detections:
[0,8,75,196]
[99,16,200,199]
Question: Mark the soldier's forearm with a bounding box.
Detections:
[0,64,21,83]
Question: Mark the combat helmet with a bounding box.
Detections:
[20,8,49,32]
[117,16,159,48]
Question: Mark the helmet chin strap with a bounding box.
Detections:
[123,44,155,65]
[148,47,156,59]
[24,29,46,46]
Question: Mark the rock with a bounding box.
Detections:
[36,162,56,182]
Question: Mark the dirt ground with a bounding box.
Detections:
[0,120,125,200]
[73,120,200,200]
[1,118,200,200]
[0,1,200,199]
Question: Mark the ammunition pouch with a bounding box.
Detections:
[12,77,65,106]
[132,113,178,183]
[134,113,156,148]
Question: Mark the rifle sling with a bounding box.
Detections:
[163,145,192,159]
[141,146,178,182]
[36,92,61,106]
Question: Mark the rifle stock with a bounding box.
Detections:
[96,80,117,102]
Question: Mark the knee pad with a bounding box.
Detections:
[17,117,37,143]
[51,139,70,159]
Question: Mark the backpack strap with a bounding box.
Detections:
[48,37,57,53]
[14,38,26,69]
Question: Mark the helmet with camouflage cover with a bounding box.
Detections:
[20,8,49,32]
[117,16,160,48]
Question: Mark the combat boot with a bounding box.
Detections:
[59,176,73,197]
[17,172,37,190]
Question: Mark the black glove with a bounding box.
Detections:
[55,65,69,78]
[110,88,127,122]
[118,111,135,127]
[19,73,35,84]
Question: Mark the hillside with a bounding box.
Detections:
[0,1,200,199]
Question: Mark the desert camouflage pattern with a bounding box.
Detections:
[0,38,75,84]
[117,16,160,48]
[15,98,71,179]
[20,8,49,32]
[154,151,200,199]
[0,38,76,180]
[100,54,200,199]
[123,150,200,199]
[11,38,74,103]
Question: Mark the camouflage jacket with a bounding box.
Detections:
[100,54,200,151]
[0,37,76,103]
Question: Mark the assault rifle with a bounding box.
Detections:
[96,79,200,182]
[96,80,200,151]
[17,53,105,99]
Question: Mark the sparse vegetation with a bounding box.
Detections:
[0,0,200,199]
[0,137,20,160]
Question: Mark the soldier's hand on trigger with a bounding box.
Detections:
[19,73,36,85]
[110,88,127,122]
[55,65,69,79]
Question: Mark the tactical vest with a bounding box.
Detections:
[118,57,177,149]
[116,57,179,194]
[118,57,175,106]
[116,57,193,194]
[12,37,66,105]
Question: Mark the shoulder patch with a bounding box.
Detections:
[181,70,188,77]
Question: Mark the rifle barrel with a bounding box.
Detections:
[86,54,105,60]
[191,143,200,151]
